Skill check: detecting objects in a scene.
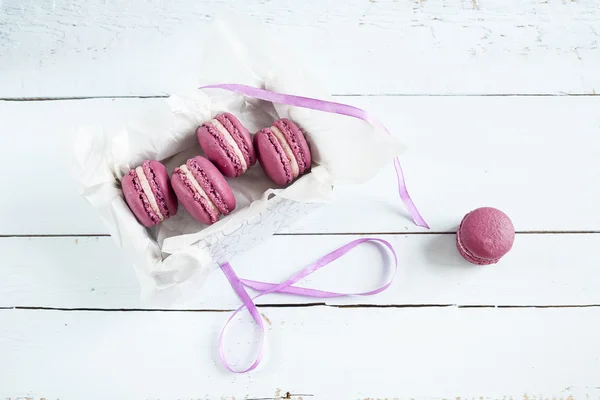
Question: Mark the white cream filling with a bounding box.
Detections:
[270,126,299,177]
[135,166,164,221]
[211,118,247,171]
[179,165,219,215]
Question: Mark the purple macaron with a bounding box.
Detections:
[254,118,312,186]
[122,160,178,227]
[197,113,256,178]
[171,156,236,225]
[456,207,515,265]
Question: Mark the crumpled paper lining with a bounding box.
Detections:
[71,13,405,304]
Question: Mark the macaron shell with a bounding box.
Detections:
[457,207,515,263]
[121,172,159,228]
[146,160,178,217]
[197,123,241,177]
[273,118,312,174]
[216,113,256,167]
[171,172,217,225]
[187,156,236,215]
[456,229,499,265]
[254,128,293,186]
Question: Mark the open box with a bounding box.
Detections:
[71,15,404,304]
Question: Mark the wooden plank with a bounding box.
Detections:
[1,0,599,97]
[1,307,599,399]
[2,234,599,309]
[1,95,598,235]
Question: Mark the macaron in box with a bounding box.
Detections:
[197,113,256,178]
[171,156,236,226]
[254,118,312,186]
[121,160,178,227]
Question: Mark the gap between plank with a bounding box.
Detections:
[276,230,600,235]
[248,395,313,400]
[0,231,598,238]
[0,93,598,102]
[338,93,598,97]
[2,304,600,312]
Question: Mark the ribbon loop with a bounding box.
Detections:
[218,238,398,373]
[219,262,266,374]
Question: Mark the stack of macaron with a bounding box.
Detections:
[122,113,312,227]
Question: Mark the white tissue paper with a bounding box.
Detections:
[71,14,405,304]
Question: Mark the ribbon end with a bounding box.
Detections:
[393,158,429,230]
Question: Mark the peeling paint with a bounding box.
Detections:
[261,313,272,326]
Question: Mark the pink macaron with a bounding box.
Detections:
[254,118,312,186]
[456,207,515,265]
[122,160,178,227]
[171,156,236,225]
[196,113,256,178]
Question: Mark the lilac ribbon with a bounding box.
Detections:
[200,83,429,229]
[218,238,398,373]
[199,83,428,373]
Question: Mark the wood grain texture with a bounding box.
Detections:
[1,95,598,235]
[1,307,599,399]
[1,0,599,97]
[2,2,600,396]
[2,233,599,309]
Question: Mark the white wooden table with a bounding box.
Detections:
[1,1,600,399]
